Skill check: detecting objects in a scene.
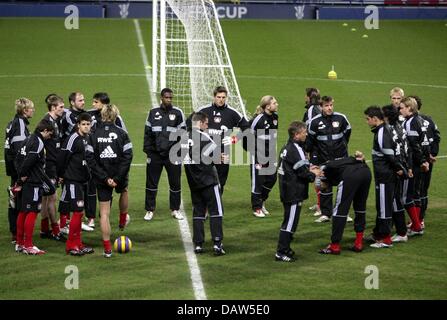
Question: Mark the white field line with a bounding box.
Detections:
[0,73,446,90]
[133,19,207,301]
[0,73,144,78]
[238,75,447,90]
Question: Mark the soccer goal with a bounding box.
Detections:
[152,0,247,117]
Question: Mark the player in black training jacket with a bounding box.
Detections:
[301,87,322,217]
[399,97,430,236]
[90,104,133,258]
[189,86,250,194]
[4,97,34,243]
[302,87,321,125]
[408,95,441,227]
[143,88,186,221]
[60,92,86,140]
[275,121,319,262]
[365,106,406,249]
[57,113,95,256]
[307,96,351,223]
[58,92,88,233]
[318,152,372,255]
[249,95,279,218]
[183,112,225,256]
[382,105,410,243]
[39,94,66,242]
[14,121,54,255]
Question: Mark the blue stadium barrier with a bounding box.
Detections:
[1,1,446,20]
[105,2,316,19]
[318,6,447,19]
[0,3,104,18]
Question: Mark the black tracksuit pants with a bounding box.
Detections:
[215,163,229,194]
[373,181,395,239]
[331,167,371,243]
[277,201,302,254]
[191,184,223,246]
[320,185,333,217]
[420,163,433,220]
[250,163,277,211]
[8,176,18,237]
[145,152,181,212]
[392,178,407,236]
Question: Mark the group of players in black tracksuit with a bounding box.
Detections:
[276,87,440,261]
[4,85,440,261]
[5,92,132,257]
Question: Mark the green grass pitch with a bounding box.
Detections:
[0,18,446,299]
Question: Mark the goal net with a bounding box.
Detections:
[152,0,247,117]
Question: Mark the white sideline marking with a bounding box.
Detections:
[0,73,446,90]
[0,73,145,78]
[238,75,447,90]
[133,19,207,301]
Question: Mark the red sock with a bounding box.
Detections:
[383,235,392,245]
[40,217,49,233]
[407,206,422,231]
[103,240,112,252]
[51,222,60,236]
[73,212,83,248]
[330,243,341,252]
[16,212,26,246]
[66,212,83,251]
[355,232,363,248]
[24,212,38,248]
[119,212,127,226]
[60,213,68,228]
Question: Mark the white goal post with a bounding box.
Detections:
[152,0,247,118]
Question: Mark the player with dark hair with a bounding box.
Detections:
[364,106,405,248]
[15,120,54,254]
[381,105,410,243]
[302,87,321,124]
[39,94,66,242]
[58,91,95,233]
[399,97,430,236]
[307,96,352,223]
[4,98,35,244]
[318,151,372,254]
[90,104,133,258]
[188,86,250,194]
[249,95,279,218]
[85,92,128,228]
[57,113,95,256]
[183,111,225,255]
[275,121,320,262]
[407,95,440,227]
[143,88,186,221]
[90,92,127,132]
[302,87,322,217]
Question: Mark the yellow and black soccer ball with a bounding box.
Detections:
[114,236,132,254]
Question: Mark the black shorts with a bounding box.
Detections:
[18,183,42,213]
[43,162,58,196]
[43,178,58,196]
[58,183,69,213]
[60,182,87,212]
[97,181,128,202]
[45,162,57,179]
